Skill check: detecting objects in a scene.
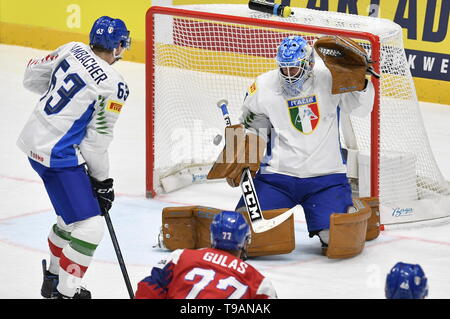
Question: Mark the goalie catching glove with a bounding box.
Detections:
[90,177,114,214]
[314,35,380,94]
[207,124,266,187]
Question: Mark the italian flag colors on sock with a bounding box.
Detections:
[57,237,98,297]
[60,237,98,278]
[48,224,72,275]
[48,224,71,257]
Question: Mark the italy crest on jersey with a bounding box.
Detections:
[287,95,319,134]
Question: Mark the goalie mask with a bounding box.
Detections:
[276,35,314,96]
[210,211,251,252]
[385,262,428,299]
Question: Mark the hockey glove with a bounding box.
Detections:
[314,35,380,94]
[90,177,114,214]
[207,124,266,187]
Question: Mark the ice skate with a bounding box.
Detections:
[41,259,91,299]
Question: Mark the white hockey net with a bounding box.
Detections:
[146,4,450,225]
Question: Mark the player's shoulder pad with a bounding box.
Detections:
[59,41,80,52]
[247,81,257,96]
[256,277,278,298]
[260,69,280,90]
[312,56,332,80]
[153,249,183,269]
[244,77,261,102]
[165,249,184,265]
[100,66,125,86]
[101,74,129,111]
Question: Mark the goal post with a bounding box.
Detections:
[145,4,450,226]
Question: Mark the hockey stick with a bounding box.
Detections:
[104,211,135,299]
[216,99,298,233]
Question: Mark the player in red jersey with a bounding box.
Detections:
[135,211,277,299]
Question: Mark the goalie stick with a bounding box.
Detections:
[216,99,299,233]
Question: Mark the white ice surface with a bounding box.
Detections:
[1,44,450,299]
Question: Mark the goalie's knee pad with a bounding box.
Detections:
[71,215,105,246]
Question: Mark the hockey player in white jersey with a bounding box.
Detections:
[17,16,130,298]
[208,35,377,256]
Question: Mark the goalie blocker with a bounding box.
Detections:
[157,197,380,258]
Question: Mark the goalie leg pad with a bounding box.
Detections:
[161,206,295,257]
[193,207,224,248]
[357,196,381,241]
[238,207,296,257]
[161,206,230,251]
[161,206,198,251]
[324,198,371,259]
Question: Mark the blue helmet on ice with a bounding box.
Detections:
[89,16,131,51]
[276,35,314,95]
[385,262,428,299]
[210,211,251,251]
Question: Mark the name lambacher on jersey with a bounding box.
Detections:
[17,42,129,181]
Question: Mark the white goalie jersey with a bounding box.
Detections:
[17,42,129,180]
[240,57,375,178]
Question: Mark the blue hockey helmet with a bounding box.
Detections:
[89,16,131,51]
[210,211,251,251]
[385,262,428,299]
[276,35,314,95]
